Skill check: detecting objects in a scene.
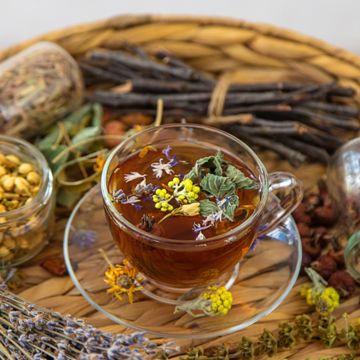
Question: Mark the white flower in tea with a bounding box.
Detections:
[196,231,206,241]
[124,172,146,183]
[151,158,175,179]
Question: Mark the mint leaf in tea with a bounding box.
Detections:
[108,144,260,241]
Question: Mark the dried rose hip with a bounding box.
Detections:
[293,204,312,225]
[301,237,321,258]
[311,255,337,280]
[301,252,313,274]
[312,206,338,226]
[297,223,312,238]
[41,256,67,276]
[327,248,345,267]
[328,270,356,298]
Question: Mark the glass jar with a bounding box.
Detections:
[0,42,83,139]
[345,231,360,283]
[0,135,55,267]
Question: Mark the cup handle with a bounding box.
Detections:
[256,171,303,237]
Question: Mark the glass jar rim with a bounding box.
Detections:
[0,134,53,219]
[101,124,269,244]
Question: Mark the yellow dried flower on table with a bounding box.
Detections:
[175,285,233,317]
[301,268,340,315]
[101,250,142,304]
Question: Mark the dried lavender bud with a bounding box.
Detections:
[0,285,170,359]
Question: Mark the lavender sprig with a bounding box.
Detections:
[0,286,175,359]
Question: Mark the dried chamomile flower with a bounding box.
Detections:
[0,152,41,212]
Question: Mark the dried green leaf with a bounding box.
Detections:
[72,126,101,145]
[200,173,235,198]
[221,194,239,221]
[226,164,256,190]
[185,151,225,181]
[57,187,86,209]
[199,199,218,217]
[41,145,69,172]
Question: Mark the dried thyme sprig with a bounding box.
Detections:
[0,284,175,359]
[180,311,360,360]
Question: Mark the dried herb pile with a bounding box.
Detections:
[0,42,82,139]
[295,179,357,298]
[80,46,360,166]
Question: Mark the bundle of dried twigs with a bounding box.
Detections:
[81,47,360,166]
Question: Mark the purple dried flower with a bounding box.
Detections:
[57,351,67,360]
[169,156,178,167]
[162,145,172,160]
[72,230,97,250]
[0,287,161,359]
[46,320,58,330]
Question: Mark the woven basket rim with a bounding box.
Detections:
[1,14,360,70]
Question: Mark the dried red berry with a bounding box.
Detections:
[293,204,312,224]
[328,270,356,298]
[312,206,338,226]
[302,237,321,258]
[41,256,67,276]
[121,113,152,126]
[327,248,345,267]
[311,255,337,280]
[103,121,125,148]
[304,193,322,211]
[301,252,313,274]
[297,223,312,238]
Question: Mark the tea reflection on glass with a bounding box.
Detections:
[101,124,303,290]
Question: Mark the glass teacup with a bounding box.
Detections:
[101,124,303,289]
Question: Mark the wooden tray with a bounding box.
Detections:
[3,15,360,358]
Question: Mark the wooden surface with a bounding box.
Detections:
[3,14,360,358]
[12,154,359,358]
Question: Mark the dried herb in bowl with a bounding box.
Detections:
[0,42,83,139]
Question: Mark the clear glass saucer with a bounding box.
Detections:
[64,184,301,339]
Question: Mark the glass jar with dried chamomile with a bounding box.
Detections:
[0,135,55,267]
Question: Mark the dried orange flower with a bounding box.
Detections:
[100,250,142,304]
[139,145,156,159]
[94,154,106,173]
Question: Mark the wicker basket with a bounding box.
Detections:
[1,15,360,103]
[4,15,360,358]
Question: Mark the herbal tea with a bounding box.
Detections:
[105,143,261,287]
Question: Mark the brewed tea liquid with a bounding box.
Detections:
[109,144,259,240]
[106,143,261,287]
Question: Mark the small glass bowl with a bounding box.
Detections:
[0,135,55,267]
